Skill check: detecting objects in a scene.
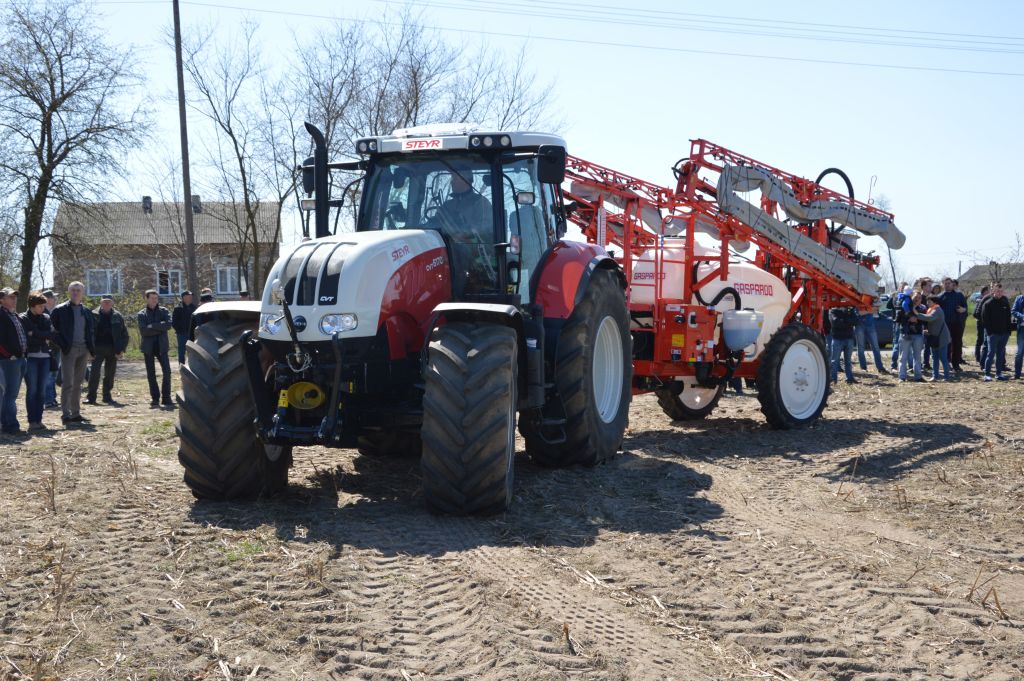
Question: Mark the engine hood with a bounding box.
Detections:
[258,229,448,342]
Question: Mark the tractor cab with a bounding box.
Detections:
[315,124,569,303]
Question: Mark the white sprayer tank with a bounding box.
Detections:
[629,242,790,360]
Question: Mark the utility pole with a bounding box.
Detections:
[173,0,199,296]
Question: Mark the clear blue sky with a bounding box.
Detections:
[96,0,1024,286]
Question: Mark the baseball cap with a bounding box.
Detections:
[101,294,114,301]
[0,287,16,296]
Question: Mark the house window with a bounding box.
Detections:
[156,269,183,296]
[216,266,240,294]
[86,269,121,296]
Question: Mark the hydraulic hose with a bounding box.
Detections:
[815,167,855,243]
[691,260,742,310]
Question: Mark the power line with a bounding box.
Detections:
[375,0,1024,54]
[91,0,1024,78]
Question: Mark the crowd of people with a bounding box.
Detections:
[827,276,1023,385]
[0,282,247,435]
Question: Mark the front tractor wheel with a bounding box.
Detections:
[523,268,632,467]
[756,323,829,429]
[420,322,518,515]
[177,318,291,500]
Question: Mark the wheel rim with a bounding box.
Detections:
[593,315,624,423]
[679,381,719,409]
[778,339,827,420]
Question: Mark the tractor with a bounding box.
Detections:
[176,123,633,514]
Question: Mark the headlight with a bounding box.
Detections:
[260,312,284,335]
[320,313,357,335]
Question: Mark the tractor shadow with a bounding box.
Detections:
[187,446,724,558]
[628,413,983,483]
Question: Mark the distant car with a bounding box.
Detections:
[875,308,894,348]
[970,291,983,303]
[879,293,891,304]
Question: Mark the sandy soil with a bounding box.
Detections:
[1,359,1022,680]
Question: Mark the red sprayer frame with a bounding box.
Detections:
[563,140,893,388]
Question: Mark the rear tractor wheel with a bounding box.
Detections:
[756,323,829,429]
[522,268,631,467]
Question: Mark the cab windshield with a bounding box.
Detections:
[357,153,496,241]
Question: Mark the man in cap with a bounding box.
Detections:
[0,287,28,434]
[51,281,95,424]
[87,295,129,404]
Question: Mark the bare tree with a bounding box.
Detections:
[182,20,275,294]
[0,0,146,308]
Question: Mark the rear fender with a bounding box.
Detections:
[424,302,528,394]
[531,240,624,319]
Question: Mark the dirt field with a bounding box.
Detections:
[2,359,1023,680]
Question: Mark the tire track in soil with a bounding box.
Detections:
[617,399,1024,681]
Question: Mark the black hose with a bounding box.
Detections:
[690,260,742,309]
[815,167,855,242]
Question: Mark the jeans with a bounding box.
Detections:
[144,351,172,403]
[61,345,90,419]
[45,356,57,404]
[855,319,884,371]
[87,346,119,401]
[176,333,188,365]
[899,334,925,380]
[949,321,964,368]
[24,356,50,424]
[1016,331,1024,379]
[976,325,987,366]
[932,341,951,380]
[984,332,1009,377]
[831,337,855,383]
[1,357,27,432]
[890,323,902,369]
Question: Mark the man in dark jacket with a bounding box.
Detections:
[87,295,130,404]
[20,291,56,430]
[51,281,95,424]
[828,306,858,385]
[980,282,1012,381]
[974,285,991,367]
[138,289,174,407]
[0,287,28,434]
[171,290,196,366]
[938,277,968,373]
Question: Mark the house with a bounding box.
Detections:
[959,262,1024,297]
[51,197,281,300]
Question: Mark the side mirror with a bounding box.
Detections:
[537,145,566,184]
[507,260,521,287]
[301,156,315,195]
[516,191,535,206]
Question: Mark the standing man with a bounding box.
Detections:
[138,289,174,407]
[51,281,95,424]
[42,290,59,408]
[87,295,129,404]
[828,306,858,385]
[974,285,991,368]
[938,278,968,373]
[0,287,28,434]
[855,299,887,374]
[981,282,1011,382]
[171,290,196,366]
[898,291,926,382]
[1011,289,1024,380]
[20,291,56,430]
[889,283,909,372]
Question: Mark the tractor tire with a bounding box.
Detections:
[523,268,631,467]
[357,429,422,458]
[655,380,724,421]
[176,318,291,500]
[756,323,830,429]
[420,322,518,515]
